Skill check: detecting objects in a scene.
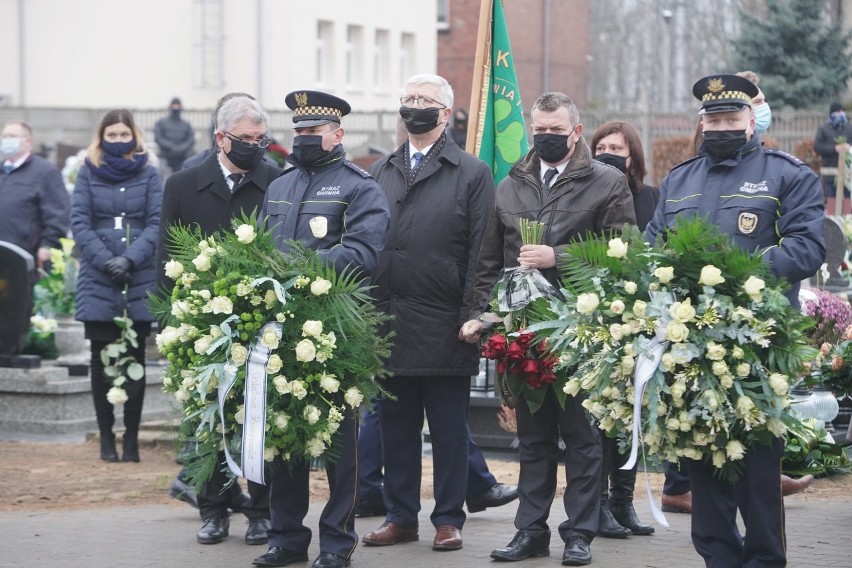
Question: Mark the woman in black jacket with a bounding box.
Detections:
[71,109,162,462]
[590,121,659,538]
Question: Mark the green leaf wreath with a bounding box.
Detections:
[528,217,818,482]
[148,214,392,487]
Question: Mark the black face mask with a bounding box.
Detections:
[226,141,264,170]
[533,133,571,164]
[702,130,748,162]
[292,135,331,168]
[101,140,136,157]
[399,106,441,134]
[595,152,628,173]
[170,109,182,120]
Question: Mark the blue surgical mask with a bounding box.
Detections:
[830,112,848,128]
[0,136,22,158]
[753,103,772,134]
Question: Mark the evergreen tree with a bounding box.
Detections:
[734,0,852,109]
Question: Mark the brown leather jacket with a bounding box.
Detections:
[471,136,636,316]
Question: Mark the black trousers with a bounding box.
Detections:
[198,458,270,521]
[267,409,359,559]
[664,459,691,495]
[379,375,470,530]
[514,387,602,542]
[88,337,146,435]
[687,437,786,568]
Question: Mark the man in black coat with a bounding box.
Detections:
[154,97,195,174]
[361,74,495,554]
[156,95,282,547]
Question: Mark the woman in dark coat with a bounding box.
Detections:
[71,109,162,462]
[590,121,659,538]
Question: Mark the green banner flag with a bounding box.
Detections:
[473,0,527,184]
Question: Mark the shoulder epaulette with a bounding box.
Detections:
[344,160,373,179]
[764,148,806,167]
[669,154,702,173]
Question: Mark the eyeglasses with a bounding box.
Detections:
[400,96,447,109]
[224,132,271,149]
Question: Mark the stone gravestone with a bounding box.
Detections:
[817,216,849,291]
[0,240,38,367]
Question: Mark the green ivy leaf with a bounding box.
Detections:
[127,362,145,380]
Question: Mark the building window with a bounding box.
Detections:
[399,33,416,87]
[316,21,334,85]
[346,25,364,91]
[437,0,450,31]
[373,29,390,92]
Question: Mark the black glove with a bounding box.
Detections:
[104,256,133,285]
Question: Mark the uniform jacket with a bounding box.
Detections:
[645,137,825,306]
[262,147,390,279]
[71,163,162,322]
[814,120,852,168]
[472,137,636,315]
[371,134,495,376]
[0,154,69,259]
[155,152,282,290]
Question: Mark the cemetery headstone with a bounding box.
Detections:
[0,240,37,366]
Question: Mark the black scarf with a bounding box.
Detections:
[406,131,445,188]
[86,152,148,183]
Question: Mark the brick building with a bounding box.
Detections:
[438,0,590,115]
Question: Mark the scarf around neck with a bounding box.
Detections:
[86,151,148,183]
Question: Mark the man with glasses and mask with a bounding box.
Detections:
[156,95,281,548]
[646,74,824,568]
[461,92,635,566]
[254,90,389,568]
[361,74,497,554]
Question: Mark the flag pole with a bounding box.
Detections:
[466,0,493,155]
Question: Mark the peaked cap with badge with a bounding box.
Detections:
[692,74,759,115]
[284,90,351,129]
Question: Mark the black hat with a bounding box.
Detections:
[830,101,845,114]
[170,97,182,106]
[285,90,351,128]
[692,74,759,115]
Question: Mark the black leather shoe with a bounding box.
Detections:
[467,483,519,513]
[562,535,592,566]
[197,515,229,544]
[168,477,199,509]
[597,502,631,539]
[354,498,387,517]
[311,552,350,568]
[490,531,550,561]
[610,502,654,535]
[253,547,309,567]
[245,518,271,545]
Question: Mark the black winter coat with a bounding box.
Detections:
[71,163,162,323]
[370,135,495,376]
[155,152,282,290]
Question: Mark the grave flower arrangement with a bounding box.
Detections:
[148,216,391,486]
[528,217,817,481]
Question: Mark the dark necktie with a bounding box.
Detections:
[412,152,424,169]
[228,172,243,191]
[543,167,558,187]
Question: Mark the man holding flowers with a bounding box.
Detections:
[255,90,389,568]
[645,74,825,568]
[157,95,282,548]
[462,92,635,566]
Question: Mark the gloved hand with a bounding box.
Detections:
[104,256,133,285]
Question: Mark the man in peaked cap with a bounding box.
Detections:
[646,74,825,567]
[253,90,389,568]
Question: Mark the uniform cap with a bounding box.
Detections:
[692,74,759,115]
[285,90,351,128]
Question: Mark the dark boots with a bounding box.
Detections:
[609,450,654,536]
[100,431,119,462]
[598,498,631,538]
[122,429,140,462]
